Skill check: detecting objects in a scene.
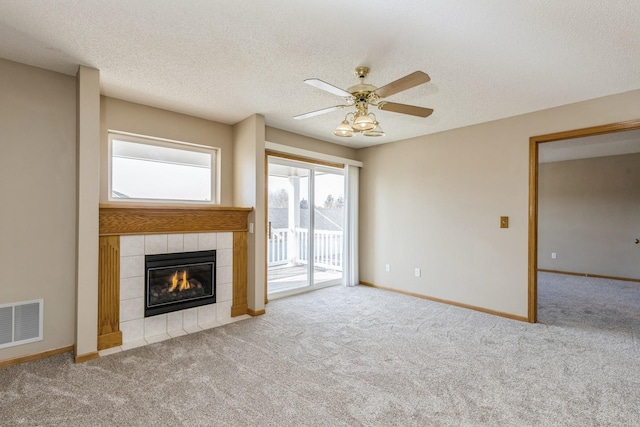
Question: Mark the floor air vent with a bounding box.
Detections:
[0,299,43,349]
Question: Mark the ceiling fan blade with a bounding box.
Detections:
[293,105,344,120]
[304,78,352,97]
[374,71,431,99]
[378,102,433,118]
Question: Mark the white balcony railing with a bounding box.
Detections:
[267,228,289,266]
[297,228,343,271]
[267,228,343,271]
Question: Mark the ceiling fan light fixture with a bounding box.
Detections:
[352,113,376,131]
[363,122,385,137]
[296,67,433,139]
[333,120,354,137]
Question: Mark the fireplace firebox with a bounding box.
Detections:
[145,250,216,317]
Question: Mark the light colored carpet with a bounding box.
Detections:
[1,272,639,426]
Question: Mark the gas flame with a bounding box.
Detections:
[168,271,190,292]
[179,270,190,291]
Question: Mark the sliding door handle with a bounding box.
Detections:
[268,222,272,239]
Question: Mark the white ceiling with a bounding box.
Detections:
[1,1,640,148]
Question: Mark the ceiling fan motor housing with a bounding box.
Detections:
[347,85,378,96]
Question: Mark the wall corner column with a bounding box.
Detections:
[232,114,266,316]
[75,66,101,362]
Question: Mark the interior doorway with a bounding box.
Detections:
[267,155,345,299]
[528,119,640,322]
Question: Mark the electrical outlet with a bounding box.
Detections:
[385,264,390,272]
[415,268,421,278]
[551,252,557,259]
[249,223,254,233]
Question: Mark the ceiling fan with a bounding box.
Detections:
[294,66,433,138]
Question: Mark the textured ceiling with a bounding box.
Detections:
[1,1,640,148]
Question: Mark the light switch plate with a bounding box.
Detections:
[500,216,509,228]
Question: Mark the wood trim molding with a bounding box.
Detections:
[530,119,640,143]
[528,137,538,323]
[266,150,344,170]
[264,153,269,306]
[264,141,363,167]
[539,269,640,283]
[232,231,249,317]
[98,236,122,350]
[528,118,640,324]
[99,204,252,236]
[0,345,74,369]
[360,281,528,323]
[98,331,123,351]
[248,308,266,316]
[75,351,99,363]
[231,303,249,317]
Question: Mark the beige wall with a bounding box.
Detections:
[100,97,234,205]
[357,89,640,318]
[266,127,357,160]
[0,59,77,359]
[538,153,640,279]
[2,52,637,365]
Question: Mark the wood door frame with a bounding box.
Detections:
[528,118,640,322]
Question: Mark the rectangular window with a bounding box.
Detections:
[109,132,218,203]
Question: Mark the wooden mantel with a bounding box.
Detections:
[99,203,253,236]
[97,204,253,351]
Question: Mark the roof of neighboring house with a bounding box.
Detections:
[268,207,343,232]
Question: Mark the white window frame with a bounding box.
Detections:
[108,131,220,204]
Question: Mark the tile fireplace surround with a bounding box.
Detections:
[97,204,252,357]
[102,232,245,355]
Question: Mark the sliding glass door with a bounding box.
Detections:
[267,162,310,293]
[267,156,344,297]
[312,167,345,286]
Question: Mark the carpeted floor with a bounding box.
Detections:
[1,272,639,426]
